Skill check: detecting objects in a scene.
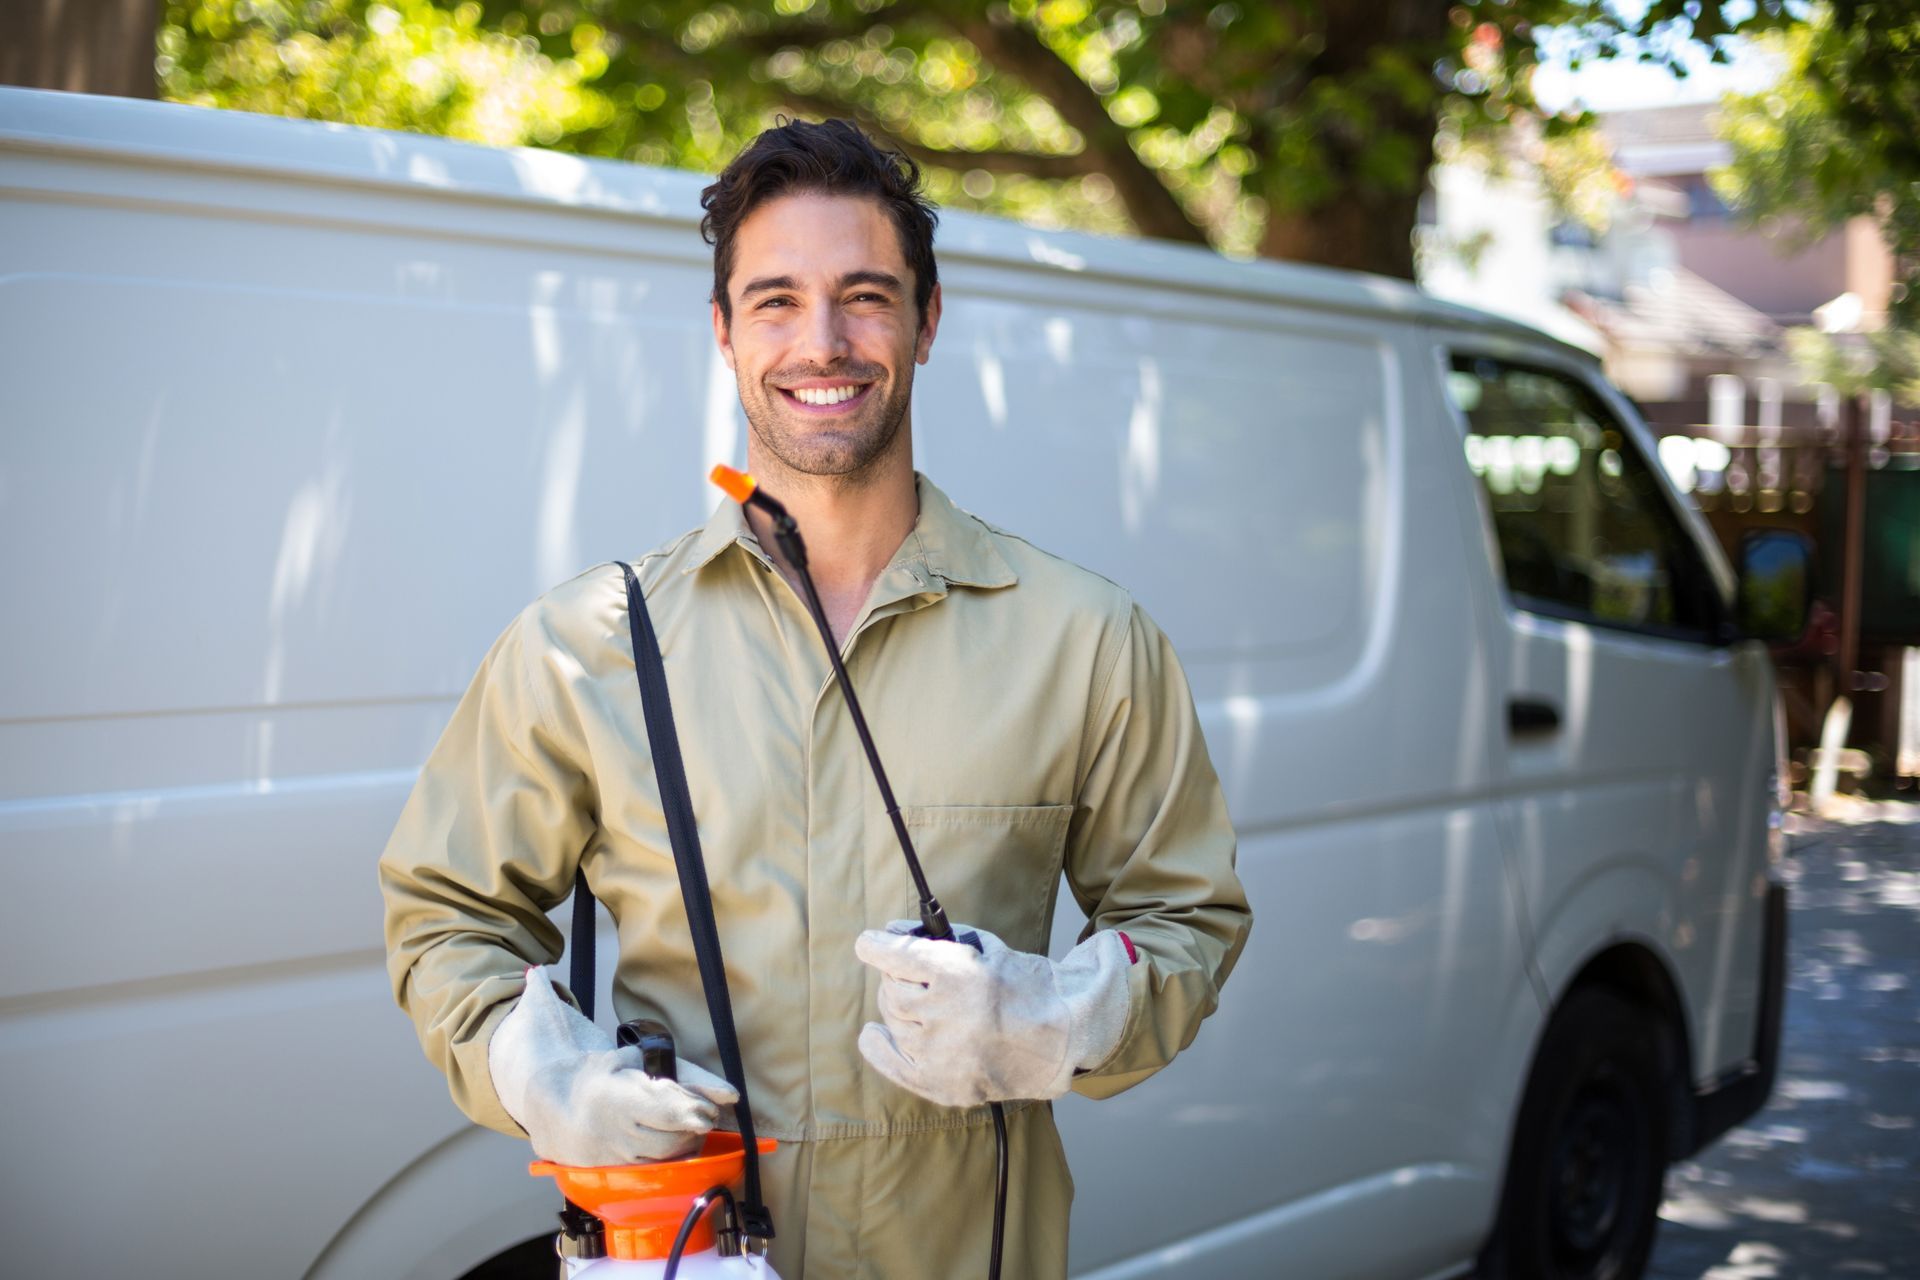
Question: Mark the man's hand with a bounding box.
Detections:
[487,967,738,1166]
[854,922,1135,1107]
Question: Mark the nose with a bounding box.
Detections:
[794,294,852,368]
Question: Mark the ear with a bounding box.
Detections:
[711,295,736,371]
[914,282,942,366]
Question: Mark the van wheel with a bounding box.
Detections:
[458,1233,555,1280]
[1479,986,1670,1280]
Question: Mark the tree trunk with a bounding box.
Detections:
[2,0,159,99]
[1259,177,1430,281]
[1258,0,1449,281]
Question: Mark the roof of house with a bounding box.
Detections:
[1562,265,1782,359]
[1599,102,1731,178]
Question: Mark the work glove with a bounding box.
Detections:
[487,967,738,1167]
[854,921,1136,1107]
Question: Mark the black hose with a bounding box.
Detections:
[662,1184,736,1280]
[989,1101,1008,1280]
[758,492,1010,1280]
[773,514,953,938]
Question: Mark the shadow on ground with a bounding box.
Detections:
[1645,800,1920,1279]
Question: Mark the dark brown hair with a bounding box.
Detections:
[700,116,940,329]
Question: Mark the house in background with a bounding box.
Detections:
[1418,101,1919,793]
[1421,101,1900,439]
[1606,104,1898,330]
[1576,103,1898,439]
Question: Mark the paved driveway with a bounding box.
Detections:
[1647,800,1920,1279]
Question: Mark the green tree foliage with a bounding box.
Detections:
[158,0,609,145]
[1785,326,1920,404]
[1712,1,1920,326]
[159,0,1798,279]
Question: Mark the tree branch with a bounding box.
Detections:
[726,3,921,58]
[934,4,1210,244]
[604,17,712,78]
[612,3,1204,243]
[772,86,1096,179]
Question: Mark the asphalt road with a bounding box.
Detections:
[1646,798,1920,1279]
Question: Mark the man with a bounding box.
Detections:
[379,117,1251,1279]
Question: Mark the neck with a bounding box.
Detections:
[741,439,919,631]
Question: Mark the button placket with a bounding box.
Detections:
[809,562,944,705]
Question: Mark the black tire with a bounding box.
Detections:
[1479,985,1672,1280]
[458,1233,559,1280]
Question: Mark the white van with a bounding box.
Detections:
[0,87,1802,1280]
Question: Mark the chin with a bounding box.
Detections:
[752,409,907,479]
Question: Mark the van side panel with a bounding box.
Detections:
[0,131,729,1277]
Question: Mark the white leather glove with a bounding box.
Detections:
[854,921,1136,1107]
[487,967,738,1166]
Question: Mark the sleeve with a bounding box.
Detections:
[377,602,599,1136]
[1064,595,1252,1100]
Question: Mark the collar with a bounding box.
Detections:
[683,470,1017,591]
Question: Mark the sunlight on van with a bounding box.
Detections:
[1025,236,1086,272]
[974,337,1008,429]
[536,407,586,591]
[505,146,615,207]
[1043,316,1074,363]
[405,153,452,189]
[1119,357,1163,533]
[529,271,564,378]
[704,347,745,493]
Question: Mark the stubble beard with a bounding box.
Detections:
[740,362,914,488]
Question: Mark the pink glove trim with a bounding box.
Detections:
[1117,931,1138,964]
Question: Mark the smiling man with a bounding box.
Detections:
[379,118,1251,1279]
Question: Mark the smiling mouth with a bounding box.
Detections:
[777,382,875,413]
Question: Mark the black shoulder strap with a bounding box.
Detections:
[575,558,771,1243]
[569,868,596,1022]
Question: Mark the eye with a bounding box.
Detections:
[757,297,792,309]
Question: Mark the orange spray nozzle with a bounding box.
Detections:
[709,462,798,574]
[709,464,758,505]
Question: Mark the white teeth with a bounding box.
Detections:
[791,384,865,406]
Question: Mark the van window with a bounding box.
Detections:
[1444,354,1719,639]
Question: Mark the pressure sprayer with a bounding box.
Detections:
[532,1027,778,1279]
[530,1018,778,1277]
[709,464,1010,1280]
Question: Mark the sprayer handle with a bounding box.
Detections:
[617,1019,678,1081]
[910,923,984,953]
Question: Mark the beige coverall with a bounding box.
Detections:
[379,472,1252,1279]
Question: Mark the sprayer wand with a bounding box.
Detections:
[710,464,960,944]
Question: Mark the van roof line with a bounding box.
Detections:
[0,86,1589,360]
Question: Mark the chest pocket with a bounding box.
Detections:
[898,803,1073,955]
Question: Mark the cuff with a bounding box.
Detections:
[1055,930,1136,1085]
[451,985,534,1139]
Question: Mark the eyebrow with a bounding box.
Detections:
[738,270,905,300]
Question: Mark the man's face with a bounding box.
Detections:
[713,191,940,480]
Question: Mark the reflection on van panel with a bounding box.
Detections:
[0,87,1784,1280]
